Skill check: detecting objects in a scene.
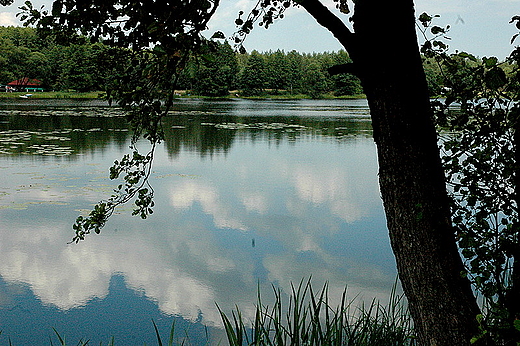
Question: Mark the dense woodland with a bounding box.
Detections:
[0,25,462,98]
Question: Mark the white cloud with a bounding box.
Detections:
[233,0,256,11]
[169,180,247,230]
[0,132,392,327]
[0,12,18,26]
[263,250,394,307]
[292,167,363,223]
[240,191,268,213]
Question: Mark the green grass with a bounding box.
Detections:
[0,91,102,99]
[219,278,416,346]
[0,90,366,100]
[0,280,415,345]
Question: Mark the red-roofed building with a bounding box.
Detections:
[7,78,44,92]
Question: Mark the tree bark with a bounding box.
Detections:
[300,0,486,344]
[352,2,484,344]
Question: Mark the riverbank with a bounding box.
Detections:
[0,91,367,100]
[0,91,101,99]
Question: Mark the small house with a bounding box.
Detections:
[7,78,44,92]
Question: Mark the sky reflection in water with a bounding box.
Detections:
[0,99,395,344]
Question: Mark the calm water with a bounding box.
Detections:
[0,98,395,345]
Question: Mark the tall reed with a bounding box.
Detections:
[1,281,414,345]
[218,279,416,346]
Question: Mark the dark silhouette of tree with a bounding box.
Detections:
[235,0,488,344]
[191,41,238,97]
[416,14,520,344]
[239,50,267,96]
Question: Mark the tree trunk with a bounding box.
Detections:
[299,0,486,344]
[351,1,483,345]
[361,73,482,345]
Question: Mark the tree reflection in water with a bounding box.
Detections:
[0,99,394,345]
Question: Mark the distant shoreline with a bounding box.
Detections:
[0,91,102,99]
[0,91,367,100]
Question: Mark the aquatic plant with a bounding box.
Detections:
[0,281,413,345]
[50,328,101,346]
[218,279,416,346]
[46,321,202,346]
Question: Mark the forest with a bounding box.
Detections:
[0,25,459,98]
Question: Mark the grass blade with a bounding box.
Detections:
[152,319,163,346]
[218,278,416,346]
[52,328,66,345]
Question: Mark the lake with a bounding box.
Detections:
[0,98,396,345]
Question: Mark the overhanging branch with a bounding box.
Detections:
[298,0,356,53]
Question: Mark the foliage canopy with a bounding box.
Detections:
[419,13,520,344]
[17,0,220,242]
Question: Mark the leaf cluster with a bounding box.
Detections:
[421,12,520,343]
[233,0,292,53]
[72,148,156,243]
[15,0,222,242]
[19,0,218,52]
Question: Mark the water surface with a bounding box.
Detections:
[0,98,395,345]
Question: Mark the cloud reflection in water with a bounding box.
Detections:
[0,102,396,341]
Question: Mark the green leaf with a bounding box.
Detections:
[211,31,225,39]
[484,66,507,90]
[457,51,478,62]
[418,12,433,27]
[51,1,63,16]
[483,56,498,68]
[514,319,520,332]
[430,26,445,35]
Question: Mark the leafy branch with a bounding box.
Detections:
[18,0,220,242]
[233,0,355,53]
[420,12,520,342]
[72,144,156,243]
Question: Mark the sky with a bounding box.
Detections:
[0,0,519,59]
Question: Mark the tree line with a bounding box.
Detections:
[179,42,364,97]
[0,26,129,92]
[0,25,364,97]
[0,25,468,98]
